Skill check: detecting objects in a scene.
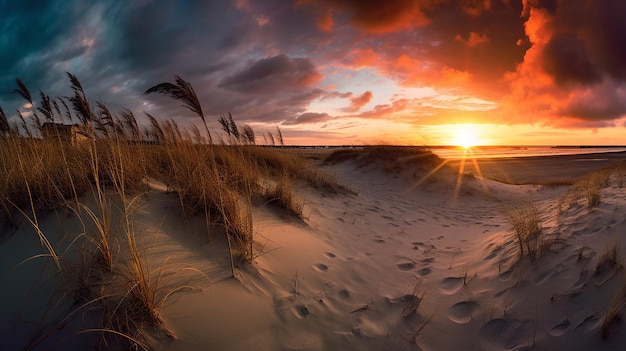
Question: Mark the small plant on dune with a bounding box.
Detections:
[602,274,626,339]
[402,279,425,318]
[70,199,116,272]
[616,162,626,188]
[595,242,621,275]
[508,203,543,262]
[586,186,601,208]
[577,168,611,208]
[264,173,304,218]
[105,195,184,344]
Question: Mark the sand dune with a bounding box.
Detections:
[3,147,626,350]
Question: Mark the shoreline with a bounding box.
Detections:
[447,151,626,184]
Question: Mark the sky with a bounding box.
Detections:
[1,0,626,146]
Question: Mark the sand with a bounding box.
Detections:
[3,149,626,350]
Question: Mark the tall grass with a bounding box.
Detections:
[2,73,339,349]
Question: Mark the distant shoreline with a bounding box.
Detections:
[447,150,626,185]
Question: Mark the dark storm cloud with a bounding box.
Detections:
[541,33,600,86]
[560,83,626,121]
[0,0,326,128]
[219,54,321,93]
[2,0,625,139]
[510,0,626,124]
[298,0,430,33]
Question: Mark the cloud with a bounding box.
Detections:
[504,0,626,126]
[454,32,489,47]
[298,0,430,33]
[321,91,353,100]
[219,54,322,93]
[343,91,372,112]
[352,99,409,119]
[541,33,600,86]
[283,111,332,124]
[1,0,623,143]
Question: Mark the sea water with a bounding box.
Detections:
[430,146,626,160]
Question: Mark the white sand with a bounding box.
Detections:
[3,152,626,350]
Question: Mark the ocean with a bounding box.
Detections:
[429,146,626,160]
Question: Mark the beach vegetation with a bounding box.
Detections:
[401,279,425,318]
[0,73,339,349]
[507,203,543,262]
[595,242,621,275]
[602,273,626,340]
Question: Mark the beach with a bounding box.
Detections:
[3,146,626,350]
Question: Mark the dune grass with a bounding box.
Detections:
[595,242,621,275]
[602,272,626,340]
[1,73,341,349]
[507,203,543,262]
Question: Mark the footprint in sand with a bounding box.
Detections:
[295,304,310,318]
[397,262,415,271]
[313,263,328,272]
[549,319,570,336]
[325,252,336,259]
[338,289,350,299]
[574,314,601,332]
[439,277,464,295]
[478,318,534,350]
[418,267,432,276]
[448,301,479,324]
[422,257,435,263]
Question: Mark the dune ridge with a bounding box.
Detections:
[4,144,626,350]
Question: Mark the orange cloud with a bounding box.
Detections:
[455,32,489,47]
[353,98,410,119]
[342,47,380,69]
[503,2,626,128]
[343,90,373,112]
[317,8,334,32]
[392,54,472,88]
[298,0,431,33]
[462,0,492,16]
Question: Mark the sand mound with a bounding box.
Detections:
[3,150,626,350]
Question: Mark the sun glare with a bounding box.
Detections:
[451,124,482,148]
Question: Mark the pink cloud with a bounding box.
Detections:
[343,90,373,112]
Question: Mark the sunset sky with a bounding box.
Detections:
[1,0,625,145]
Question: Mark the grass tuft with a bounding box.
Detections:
[508,203,543,262]
[602,274,626,339]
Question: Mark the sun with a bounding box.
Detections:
[451,124,482,149]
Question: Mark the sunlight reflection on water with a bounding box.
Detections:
[430,146,626,160]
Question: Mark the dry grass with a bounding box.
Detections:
[602,273,626,339]
[401,279,425,318]
[263,173,304,218]
[1,74,340,349]
[570,167,611,208]
[508,203,543,262]
[595,242,621,275]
